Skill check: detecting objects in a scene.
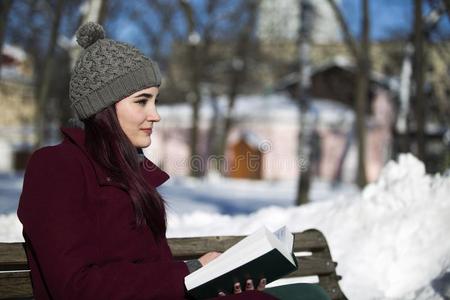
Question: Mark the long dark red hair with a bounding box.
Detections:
[83,105,166,238]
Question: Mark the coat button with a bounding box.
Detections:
[105,177,111,182]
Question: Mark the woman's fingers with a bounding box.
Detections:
[257,278,267,291]
[234,282,242,293]
[245,279,254,290]
[225,278,266,295]
[198,251,222,266]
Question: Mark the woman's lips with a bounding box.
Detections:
[140,128,152,134]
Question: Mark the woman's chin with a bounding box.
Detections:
[132,138,151,148]
[140,140,152,148]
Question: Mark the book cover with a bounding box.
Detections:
[185,227,298,300]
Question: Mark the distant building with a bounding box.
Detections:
[145,89,394,183]
[257,0,341,44]
[228,132,263,180]
[0,44,35,127]
[0,44,36,171]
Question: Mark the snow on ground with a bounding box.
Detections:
[0,154,449,300]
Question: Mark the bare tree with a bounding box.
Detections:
[217,0,259,162]
[325,0,370,188]
[394,0,445,166]
[179,0,206,177]
[129,1,269,178]
[35,0,66,147]
[178,0,226,177]
[296,0,315,205]
[414,0,426,161]
[135,0,183,100]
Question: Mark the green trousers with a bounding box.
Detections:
[265,283,331,300]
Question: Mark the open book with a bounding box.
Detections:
[184,226,298,300]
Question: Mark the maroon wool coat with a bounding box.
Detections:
[17,127,276,300]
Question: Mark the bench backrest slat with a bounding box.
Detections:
[0,243,28,271]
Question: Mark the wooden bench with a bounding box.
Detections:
[0,229,347,299]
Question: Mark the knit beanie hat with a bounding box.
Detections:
[69,22,161,119]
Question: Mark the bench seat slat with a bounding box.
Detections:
[0,272,33,299]
[290,256,336,277]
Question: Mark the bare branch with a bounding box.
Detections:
[324,0,359,59]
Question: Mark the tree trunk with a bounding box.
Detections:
[216,0,258,176]
[179,0,202,177]
[355,62,368,188]
[206,89,230,175]
[395,44,414,154]
[0,0,13,79]
[295,0,316,205]
[296,40,312,205]
[35,0,65,147]
[355,0,369,188]
[325,0,368,188]
[98,0,109,25]
[414,0,426,162]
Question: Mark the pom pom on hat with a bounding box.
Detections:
[76,22,105,49]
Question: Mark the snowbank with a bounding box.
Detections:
[166,154,450,300]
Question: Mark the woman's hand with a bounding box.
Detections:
[198,251,221,266]
[218,278,267,296]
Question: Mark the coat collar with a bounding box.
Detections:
[60,127,169,188]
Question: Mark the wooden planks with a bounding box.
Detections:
[0,272,33,299]
[168,229,329,260]
[0,243,28,271]
[0,230,348,300]
[169,235,245,260]
[289,256,336,277]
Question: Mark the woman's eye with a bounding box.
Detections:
[155,98,160,104]
[136,99,147,106]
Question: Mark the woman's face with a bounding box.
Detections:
[115,86,161,148]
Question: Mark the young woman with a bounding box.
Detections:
[18,22,331,300]
[17,22,275,300]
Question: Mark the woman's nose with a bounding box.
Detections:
[147,107,161,122]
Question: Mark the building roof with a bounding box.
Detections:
[1,44,33,84]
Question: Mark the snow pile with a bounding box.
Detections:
[166,154,450,300]
[0,213,23,241]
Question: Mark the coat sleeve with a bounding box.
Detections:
[17,147,190,300]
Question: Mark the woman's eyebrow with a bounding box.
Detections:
[133,93,153,99]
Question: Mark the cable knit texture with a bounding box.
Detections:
[69,22,161,119]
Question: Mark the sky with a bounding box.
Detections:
[5,0,450,58]
[342,0,450,41]
[109,0,450,57]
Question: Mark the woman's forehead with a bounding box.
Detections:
[130,86,159,98]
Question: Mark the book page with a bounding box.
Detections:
[273,226,286,242]
[267,231,295,265]
[273,226,294,253]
